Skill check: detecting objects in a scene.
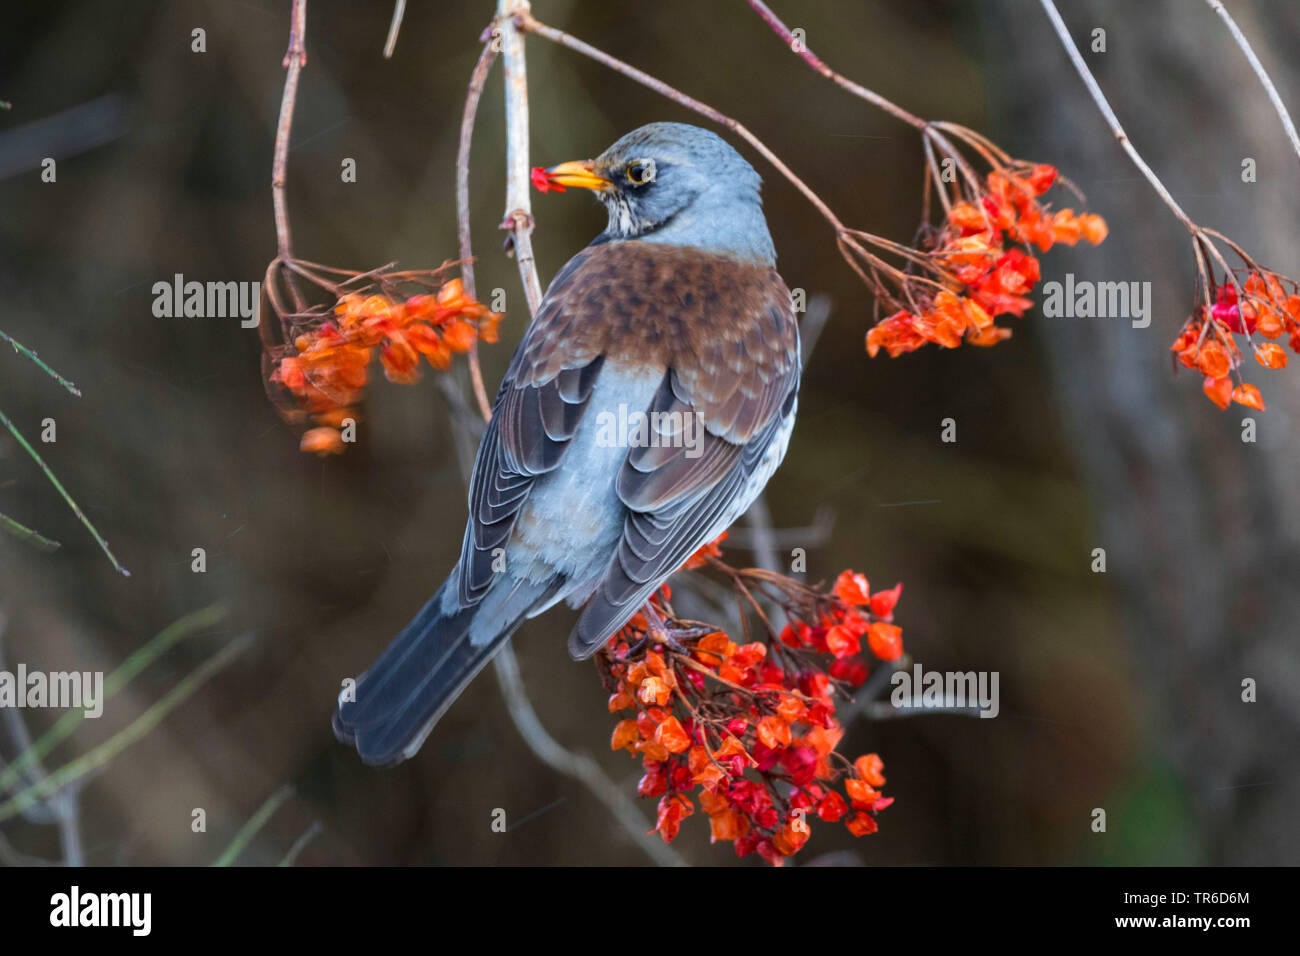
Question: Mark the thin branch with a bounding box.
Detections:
[743,495,781,575]
[277,820,323,866]
[741,1,997,210]
[467,0,686,866]
[456,36,502,420]
[1038,0,1197,233]
[798,293,833,370]
[0,632,254,824]
[500,1,544,314]
[382,0,406,59]
[724,504,835,553]
[0,603,227,795]
[1204,0,1300,168]
[491,640,686,866]
[272,0,308,312]
[0,613,84,862]
[515,9,849,236]
[0,328,81,396]
[0,510,60,552]
[0,405,129,576]
[743,0,926,129]
[212,784,294,866]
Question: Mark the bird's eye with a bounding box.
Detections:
[625,158,656,186]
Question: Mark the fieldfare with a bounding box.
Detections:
[335,122,801,765]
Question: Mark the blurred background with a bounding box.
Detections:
[1,0,1297,866]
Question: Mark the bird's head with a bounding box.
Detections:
[535,122,776,265]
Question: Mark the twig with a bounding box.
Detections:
[0,603,227,795]
[1037,0,1197,233]
[0,510,60,552]
[276,820,323,866]
[272,0,308,312]
[742,1,926,129]
[212,784,294,866]
[740,1,994,210]
[0,328,81,396]
[500,1,544,313]
[0,613,84,862]
[458,0,686,866]
[0,632,254,823]
[382,0,406,59]
[1204,0,1300,168]
[514,9,849,237]
[723,504,835,553]
[456,36,501,420]
[743,495,781,575]
[797,293,833,371]
[0,405,129,576]
[492,641,685,865]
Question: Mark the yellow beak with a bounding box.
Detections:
[535,160,613,193]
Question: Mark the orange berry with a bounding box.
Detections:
[436,278,466,309]
[654,716,691,754]
[1231,383,1265,411]
[855,753,887,787]
[1194,342,1232,379]
[845,778,881,808]
[1050,208,1082,246]
[299,426,344,456]
[610,718,639,752]
[1079,213,1108,245]
[1202,375,1232,410]
[772,820,810,856]
[379,337,420,383]
[1256,308,1285,339]
[967,326,1012,347]
[845,811,879,837]
[757,715,792,749]
[867,621,904,661]
[442,317,477,352]
[833,570,871,605]
[1254,343,1288,369]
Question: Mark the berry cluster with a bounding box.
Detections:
[601,546,904,865]
[268,276,500,455]
[1171,269,1300,411]
[866,163,1107,358]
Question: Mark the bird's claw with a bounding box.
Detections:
[645,621,711,655]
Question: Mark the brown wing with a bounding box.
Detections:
[564,248,800,657]
[455,250,605,606]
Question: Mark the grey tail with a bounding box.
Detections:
[333,575,554,767]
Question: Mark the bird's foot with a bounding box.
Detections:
[639,602,710,655]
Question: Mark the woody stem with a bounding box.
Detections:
[515,9,849,236]
[272,0,308,314]
[1203,0,1300,169]
[1038,0,1198,234]
[742,0,927,130]
[455,34,501,421]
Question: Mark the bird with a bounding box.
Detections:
[334,122,800,766]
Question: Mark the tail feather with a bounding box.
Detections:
[334,575,555,766]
